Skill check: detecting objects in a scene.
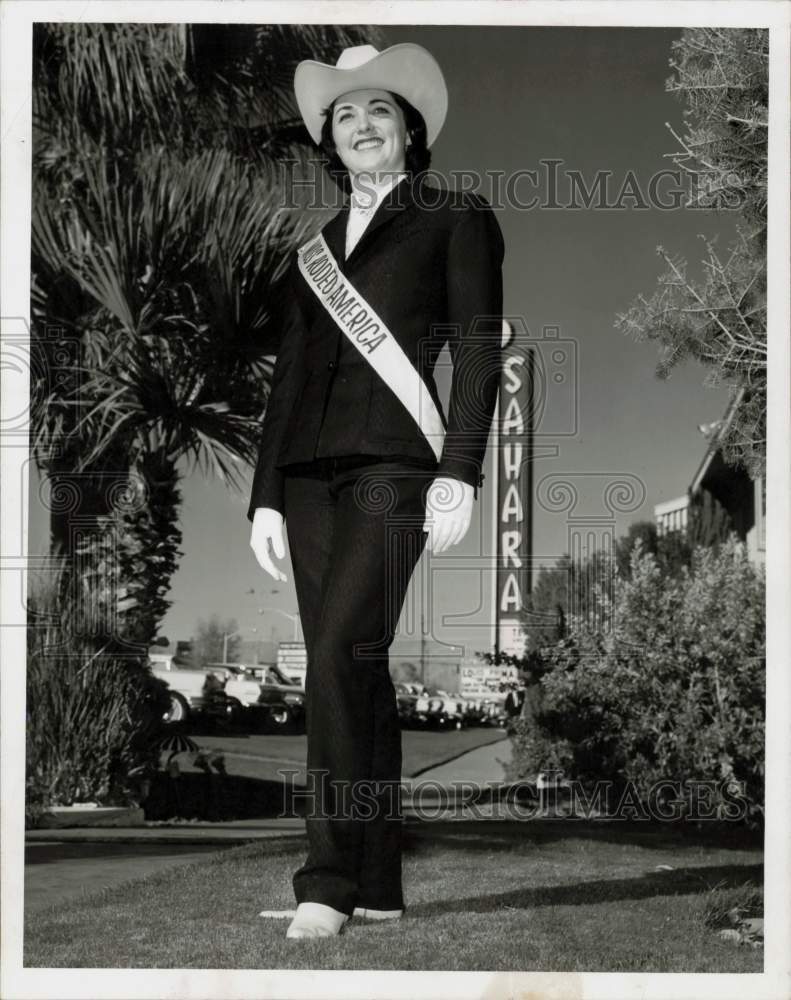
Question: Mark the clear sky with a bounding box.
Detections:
[29,25,736,661]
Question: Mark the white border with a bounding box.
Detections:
[2,3,789,999]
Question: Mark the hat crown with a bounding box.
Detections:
[335,45,381,71]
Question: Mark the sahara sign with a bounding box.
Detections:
[495,319,532,657]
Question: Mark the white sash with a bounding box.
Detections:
[296,233,445,461]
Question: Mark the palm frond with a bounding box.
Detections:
[32,20,383,512]
[40,24,188,147]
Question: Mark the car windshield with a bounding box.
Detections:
[264,665,298,686]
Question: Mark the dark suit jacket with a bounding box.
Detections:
[247,175,505,521]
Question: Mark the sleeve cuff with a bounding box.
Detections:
[246,479,286,522]
[435,458,485,500]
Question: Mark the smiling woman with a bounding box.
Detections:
[247,42,504,940]
[332,91,406,175]
[320,90,415,259]
[318,89,432,194]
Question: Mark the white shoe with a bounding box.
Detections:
[352,907,404,920]
[286,902,350,939]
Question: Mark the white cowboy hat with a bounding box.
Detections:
[294,43,448,148]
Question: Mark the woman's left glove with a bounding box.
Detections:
[250,507,289,582]
[422,476,474,554]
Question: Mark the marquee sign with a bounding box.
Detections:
[493,319,533,657]
[490,320,576,656]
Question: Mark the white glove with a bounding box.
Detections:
[422,476,474,554]
[249,507,288,582]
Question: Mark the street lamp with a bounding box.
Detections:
[222,626,257,665]
[258,607,301,641]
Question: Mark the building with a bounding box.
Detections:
[654,392,765,567]
[654,495,689,538]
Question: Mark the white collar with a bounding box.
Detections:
[349,171,407,213]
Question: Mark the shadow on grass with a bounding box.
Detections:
[402,816,763,852]
[143,773,299,821]
[402,862,764,917]
[24,841,225,866]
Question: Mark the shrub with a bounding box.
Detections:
[510,535,765,825]
[25,561,170,825]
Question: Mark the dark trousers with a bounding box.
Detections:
[282,455,432,915]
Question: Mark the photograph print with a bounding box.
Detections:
[3,4,788,997]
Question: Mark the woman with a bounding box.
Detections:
[248,43,504,938]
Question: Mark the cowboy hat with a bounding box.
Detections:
[294,43,448,148]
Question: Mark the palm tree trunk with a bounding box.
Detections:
[47,441,182,654]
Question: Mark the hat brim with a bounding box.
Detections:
[294,43,448,148]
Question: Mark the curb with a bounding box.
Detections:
[26,826,306,845]
[37,806,145,829]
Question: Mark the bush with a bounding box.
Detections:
[510,535,765,825]
[25,561,170,825]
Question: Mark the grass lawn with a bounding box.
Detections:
[24,819,762,972]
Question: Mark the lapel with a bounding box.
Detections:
[321,175,416,272]
[322,200,350,267]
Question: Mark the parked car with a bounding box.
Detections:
[207,664,263,706]
[429,690,466,729]
[394,682,420,726]
[258,664,306,730]
[405,687,466,730]
[458,696,484,726]
[480,698,508,727]
[206,663,306,731]
[149,659,240,728]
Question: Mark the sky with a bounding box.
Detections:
[29,25,737,661]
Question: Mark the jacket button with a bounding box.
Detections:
[327,361,336,371]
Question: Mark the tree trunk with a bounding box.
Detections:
[45,442,182,656]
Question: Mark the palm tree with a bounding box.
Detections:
[31,23,383,649]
